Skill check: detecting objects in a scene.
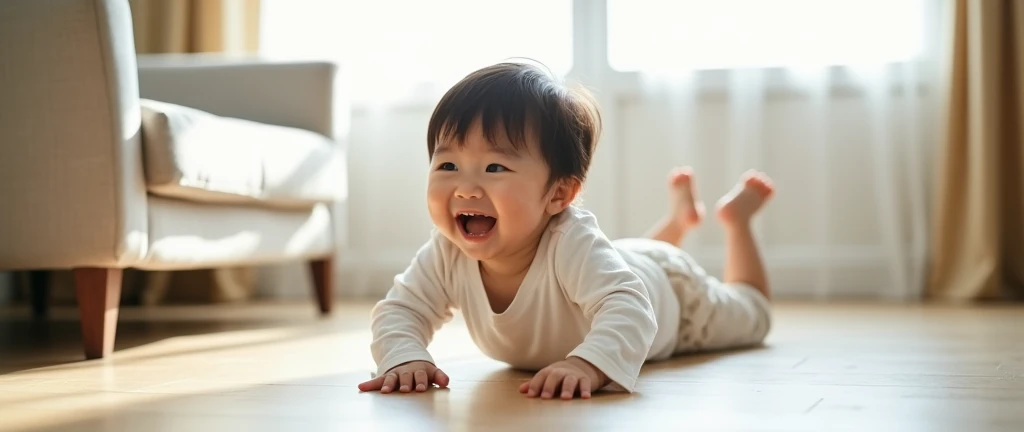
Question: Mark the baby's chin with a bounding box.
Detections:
[452,241,501,262]
[459,249,494,262]
[458,239,517,264]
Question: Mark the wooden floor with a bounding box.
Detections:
[1,301,1022,432]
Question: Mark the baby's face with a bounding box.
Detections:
[427,120,558,262]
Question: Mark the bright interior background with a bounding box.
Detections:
[255,0,943,301]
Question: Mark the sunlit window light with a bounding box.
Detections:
[260,0,573,104]
[607,0,926,71]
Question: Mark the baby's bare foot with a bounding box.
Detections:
[716,170,774,226]
[668,167,705,231]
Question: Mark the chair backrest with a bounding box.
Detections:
[136,56,339,139]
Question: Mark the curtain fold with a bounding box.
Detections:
[129,0,261,54]
[927,0,1024,301]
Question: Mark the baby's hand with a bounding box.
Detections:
[519,356,608,400]
[358,361,450,394]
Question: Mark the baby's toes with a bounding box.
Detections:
[743,171,775,198]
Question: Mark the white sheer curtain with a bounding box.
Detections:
[611,0,947,299]
[258,0,949,300]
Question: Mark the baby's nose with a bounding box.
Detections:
[455,182,484,199]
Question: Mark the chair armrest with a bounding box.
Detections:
[136,55,344,139]
[0,0,148,270]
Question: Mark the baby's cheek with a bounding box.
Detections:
[425,191,450,222]
[425,179,447,196]
[492,182,544,219]
[507,199,547,227]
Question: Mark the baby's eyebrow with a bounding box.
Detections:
[488,145,522,158]
[432,142,458,158]
[432,143,522,159]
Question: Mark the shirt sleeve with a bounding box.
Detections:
[369,233,455,377]
[555,214,659,393]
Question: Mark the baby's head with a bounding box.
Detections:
[425,62,602,262]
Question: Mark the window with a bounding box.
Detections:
[260,0,574,105]
[607,0,926,71]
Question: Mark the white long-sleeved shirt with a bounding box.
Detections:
[369,206,681,392]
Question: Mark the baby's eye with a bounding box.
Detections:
[438,162,457,171]
[486,164,508,173]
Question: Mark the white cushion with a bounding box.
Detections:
[139,99,345,209]
[140,196,333,270]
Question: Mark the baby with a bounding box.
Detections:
[358,62,774,400]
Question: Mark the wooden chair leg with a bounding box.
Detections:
[309,258,333,315]
[73,268,122,359]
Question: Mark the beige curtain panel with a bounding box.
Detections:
[129,0,261,54]
[929,0,1024,301]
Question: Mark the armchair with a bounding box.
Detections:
[0,0,348,359]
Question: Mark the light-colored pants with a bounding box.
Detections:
[619,239,772,354]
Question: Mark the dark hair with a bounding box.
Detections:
[426,62,602,187]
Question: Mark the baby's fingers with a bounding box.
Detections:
[381,373,398,394]
[560,376,579,400]
[398,371,414,393]
[357,375,385,392]
[414,370,429,392]
[579,376,592,399]
[432,368,450,389]
[541,371,566,399]
[526,370,549,398]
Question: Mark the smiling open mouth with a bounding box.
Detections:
[457,213,497,237]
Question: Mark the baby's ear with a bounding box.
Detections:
[546,178,581,215]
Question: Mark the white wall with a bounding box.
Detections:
[334,108,436,298]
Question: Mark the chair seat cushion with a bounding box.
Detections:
[139,99,345,209]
